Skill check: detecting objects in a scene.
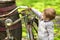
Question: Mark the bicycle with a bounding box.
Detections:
[0,6,38,40]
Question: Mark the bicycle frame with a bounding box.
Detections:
[2,6,38,40]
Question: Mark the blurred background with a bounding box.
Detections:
[16,0,60,40]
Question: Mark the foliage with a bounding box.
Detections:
[16,0,60,15]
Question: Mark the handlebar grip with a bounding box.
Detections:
[18,6,28,8]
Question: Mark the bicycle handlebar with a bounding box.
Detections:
[0,6,28,17]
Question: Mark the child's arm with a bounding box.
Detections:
[30,8,42,18]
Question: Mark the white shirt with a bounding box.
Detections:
[31,8,54,40]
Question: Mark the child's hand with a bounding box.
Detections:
[26,7,32,11]
[20,10,26,16]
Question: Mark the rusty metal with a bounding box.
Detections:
[0,1,22,40]
[0,4,38,40]
[3,19,16,40]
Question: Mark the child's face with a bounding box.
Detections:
[42,12,49,21]
[42,13,46,19]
